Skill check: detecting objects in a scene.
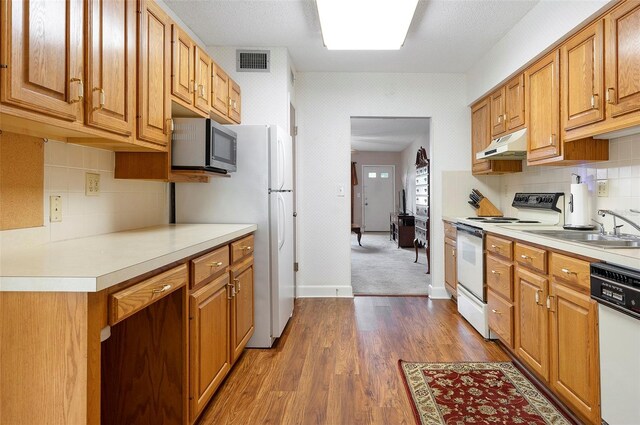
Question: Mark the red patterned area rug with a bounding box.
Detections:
[399,361,572,425]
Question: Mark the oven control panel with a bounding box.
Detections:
[591,263,640,319]
[512,192,564,212]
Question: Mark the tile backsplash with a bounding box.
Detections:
[0,141,169,250]
[500,135,640,234]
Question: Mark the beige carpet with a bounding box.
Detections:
[351,232,430,295]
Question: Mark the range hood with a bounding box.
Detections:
[476,128,527,160]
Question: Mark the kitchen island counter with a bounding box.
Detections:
[0,223,257,292]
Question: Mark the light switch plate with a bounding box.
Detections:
[337,184,345,197]
[50,195,62,222]
[597,180,608,197]
[85,173,100,196]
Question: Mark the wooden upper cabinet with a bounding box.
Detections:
[490,87,507,137]
[471,98,492,173]
[212,61,230,117]
[229,78,241,124]
[562,20,604,131]
[505,74,525,131]
[137,0,171,147]
[0,0,84,121]
[171,25,194,106]
[605,0,640,118]
[194,46,211,113]
[85,0,136,135]
[526,50,561,163]
[549,281,601,424]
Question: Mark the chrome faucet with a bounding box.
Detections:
[597,209,640,235]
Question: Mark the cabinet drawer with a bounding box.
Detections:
[191,245,229,288]
[488,290,514,348]
[486,255,513,301]
[444,222,457,240]
[415,175,429,185]
[515,243,547,274]
[486,234,513,260]
[550,252,591,292]
[231,235,254,263]
[109,264,187,325]
[416,206,429,216]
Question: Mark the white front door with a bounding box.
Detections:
[362,165,395,232]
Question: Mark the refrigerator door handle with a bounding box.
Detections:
[277,135,285,190]
[278,193,286,250]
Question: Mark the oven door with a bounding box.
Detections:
[456,224,484,301]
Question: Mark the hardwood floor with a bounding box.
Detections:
[197,297,509,425]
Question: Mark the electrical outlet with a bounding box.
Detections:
[50,195,62,222]
[337,184,345,197]
[85,173,100,196]
[597,180,609,197]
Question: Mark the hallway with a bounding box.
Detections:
[351,232,429,295]
[197,297,508,425]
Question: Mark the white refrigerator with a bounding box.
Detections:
[176,125,295,348]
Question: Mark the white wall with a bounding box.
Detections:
[296,72,469,298]
[206,46,293,132]
[466,0,612,103]
[0,141,168,251]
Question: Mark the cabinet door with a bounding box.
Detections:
[562,20,604,130]
[490,87,507,137]
[189,274,231,422]
[444,238,457,294]
[0,0,83,121]
[86,0,135,135]
[488,290,514,348]
[549,282,600,424]
[212,63,229,117]
[471,98,491,173]
[526,50,560,162]
[230,259,254,364]
[194,46,210,113]
[229,78,241,124]
[505,74,525,131]
[605,1,640,118]
[515,267,549,381]
[137,0,170,147]
[171,25,194,106]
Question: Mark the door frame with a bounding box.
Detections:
[361,164,396,232]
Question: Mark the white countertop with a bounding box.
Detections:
[0,224,257,292]
[443,216,640,270]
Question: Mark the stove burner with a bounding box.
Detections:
[516,220,541,224]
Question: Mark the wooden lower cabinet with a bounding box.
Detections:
[515,266,549,381]
[444,222,458,297]
[189,273,231,422]
[230,257,255,364]
[549,281,600,424]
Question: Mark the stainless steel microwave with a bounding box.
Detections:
[171,118,237,173]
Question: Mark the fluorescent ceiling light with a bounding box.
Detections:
[317,0,418,50]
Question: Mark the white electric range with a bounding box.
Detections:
[455,193,565,339]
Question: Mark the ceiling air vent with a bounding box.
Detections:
[236,50,270,72]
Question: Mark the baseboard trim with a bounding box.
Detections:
[296,285,354,298]
[428,284,451,299]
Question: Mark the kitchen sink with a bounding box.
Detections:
[524,230,640,248]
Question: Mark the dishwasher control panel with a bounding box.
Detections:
[591,263,640,319]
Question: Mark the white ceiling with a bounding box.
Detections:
[350,117,430,152]
[163,0,540,73]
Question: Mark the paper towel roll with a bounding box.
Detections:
[568,183,589,226]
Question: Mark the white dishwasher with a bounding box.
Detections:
[590,263,640,425]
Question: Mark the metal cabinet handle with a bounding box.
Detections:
[209,261,223,268]
[190,80,196,93]
[606,87,615,104]
[535,289,542,305]
[548,134,556,146]
[491,309,502,315]
[234,278,241,292]
[503,113,508,122]
[69,78,84,104]
[548,295,556,312]
[561,268,576,275]
[591,94,599,109]
[93,88,105,111]
[491,244,501,250]
[242,246,252,251]
[227,282,234,300]
[491,270,500,275]
[520,254,532,260]
[152,284,172,294]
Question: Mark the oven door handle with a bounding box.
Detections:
[456,224,483,238]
